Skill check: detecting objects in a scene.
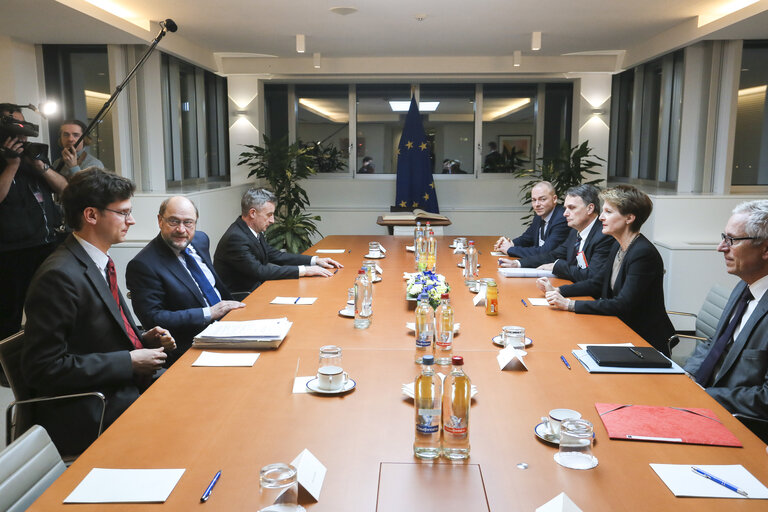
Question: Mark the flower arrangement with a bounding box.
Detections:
[406,270,450,308]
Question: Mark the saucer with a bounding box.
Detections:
[338,308,354,318]
[534,422,560,445]
[364,253,385,259]
[457,262,480,268]
[306,377,356,394]
[492,335,533,348]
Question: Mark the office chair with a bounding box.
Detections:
[0,331,106,451]
[0,424,66,512]
[666,283,730,366]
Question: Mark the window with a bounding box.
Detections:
[608,70,634,178]
[295,84,349,174]
[732,40,768,186]
[355,84,411,174]
[421,84,475,175]
[480,84,537,174]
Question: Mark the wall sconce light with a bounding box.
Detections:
[591,109,606,116]
[296,34,306,53]
[235,110,248,117]
[531,32,541,51]
[313,52,321,69]
[513,50,521,67]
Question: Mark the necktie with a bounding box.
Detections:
[695,286,753,386]
[539,220,548,245]
[106,257,143,349]
[569,234,582,265]
[182,247,221,307]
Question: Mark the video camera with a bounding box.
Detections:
[0,106,49,162]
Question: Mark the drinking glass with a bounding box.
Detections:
[502,326,526,348]
[554,419,598,470]
[258,463,300,511]
[368,241,381,257]
[319,345,342,372]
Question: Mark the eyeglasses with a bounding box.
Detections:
[721,233,758,247]
[163,217,197,228]
[102,208,133,221]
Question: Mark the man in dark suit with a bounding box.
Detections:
[499,184,615,282]
[214,188,342,294]
[126,196,245,366]
[685,200,768,426]
[22,169,175,456]
[494,181,570,259]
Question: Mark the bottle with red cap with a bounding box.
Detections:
[442,355,471,459]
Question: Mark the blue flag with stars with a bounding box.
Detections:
[395,97,439,213]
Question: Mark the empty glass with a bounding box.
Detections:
[554,419,598,470]
[319,345,342,372]
[258,463,300,511]
[368,241,381,257]
[502,326,526,348]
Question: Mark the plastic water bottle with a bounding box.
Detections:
[463,240,478,287]
[413,221,423,264]
[414,293,434,364]
[442,355,471,459]
[354,269,372,329]
[414,355,442,460]
[434,293,453,365]
[426,229,437,272]
[416,230,427,271]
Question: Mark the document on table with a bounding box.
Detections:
[315,249,346,253]
[293,376,314,393]
[271,296,317,305]
[650,464,768,498]
[577,343,634,350]
[527,298,550,306]
[64,468,185,503]
[192,351,260,367]
[195,318,291,339]
[572,349,685,374]
[498,268,555,278]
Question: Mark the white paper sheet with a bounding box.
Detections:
[536,492,584,511]
[195,318,291,340]
[527,298,550,306]
[293,376,314,394]
[650,464,768,499]
[192,351,260,367]
[498,268,555,278]
[315,249,346,253]
[271,296,317,305]
[406,245,415,252]
[64,468,185,503]
[490,251,507,257]
[576,342,634,350]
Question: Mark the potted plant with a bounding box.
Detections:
[301,140,347,174]
[237,135,321,253]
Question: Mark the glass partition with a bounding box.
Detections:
[481,84,537,173]
[355,84,412,174]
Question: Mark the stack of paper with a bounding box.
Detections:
[498,268,555,278]
[192,318,293,349]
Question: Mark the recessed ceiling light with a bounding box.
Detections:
[296,34,305,53]
[330,7,358,15]
[531,32,541,51]
[414,14,428,22]
[389,101,439,112]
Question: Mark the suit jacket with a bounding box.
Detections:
[684,281,768,419]
[21,235,141,456]
[507,204,570,258]
[518,219,616,283]
[214,217,313,293]
[560,234,675,355]
[126,231,231,367]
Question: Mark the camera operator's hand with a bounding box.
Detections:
[1,136,23,159]
[61,146,78,169]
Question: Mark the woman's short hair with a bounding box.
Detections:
[600,185,653,232]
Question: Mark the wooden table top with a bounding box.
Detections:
[31,236,768,511]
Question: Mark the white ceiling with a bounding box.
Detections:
[2,0,768,69]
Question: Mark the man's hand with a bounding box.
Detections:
[493,236,509,251]
[496,239,513,253]
[498,257,520,268]
[130,347,167,374]
[1,136,23,159]
[537,263,555,271]
[210,300,246,320]
[304,265,334,278]
[61,146,78,169]
[316,257,343,269]
[536,277,557,294]
[545,290,569,310]
[142,326,176,352]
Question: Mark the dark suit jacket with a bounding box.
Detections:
[560,234,675,355]
[126,231,231,367]
[507,204,570,259]
[214,217,313,293]
[684,281,768,419]
[518,219,616,283]
[22,235,141,456]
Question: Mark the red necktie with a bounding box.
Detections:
[106,257,143,349]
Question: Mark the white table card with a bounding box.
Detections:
[291,449,327,501]
[497,346,528,371]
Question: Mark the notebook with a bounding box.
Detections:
[586,345,671,368]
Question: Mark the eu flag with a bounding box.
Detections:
[395,97,439,213]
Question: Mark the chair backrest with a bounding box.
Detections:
[695,284,731,341]
[0,424,66,512]
[0,331,35,443]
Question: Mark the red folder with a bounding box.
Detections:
[595,402,742,447]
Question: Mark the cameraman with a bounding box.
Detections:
[0,103,68,344]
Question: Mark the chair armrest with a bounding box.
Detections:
[6,391,106,446]
[667,310,697,318]
[674,334,708,342]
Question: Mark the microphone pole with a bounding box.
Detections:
[53,18,178,173]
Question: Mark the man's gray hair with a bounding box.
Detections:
[733,200,768,241]
[241,187,276,216]
[565,184,601,211]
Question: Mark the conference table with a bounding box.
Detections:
[31,236,768,511]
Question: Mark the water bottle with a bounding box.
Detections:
[434,293,453,365]
[426,229,437,272]
[413,221,423,264]
[416,230,427,271]
[414,293,434,364]
[414,354,442,460]
[442,355,471,460]
[354,269,372,329]
[463,240,478,287]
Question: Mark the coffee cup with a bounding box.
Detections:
[548,408,582,437]
[317,365,349,391]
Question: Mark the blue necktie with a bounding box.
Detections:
[182,248,221,307]
[569,234,582,265]
[695,286,753,386]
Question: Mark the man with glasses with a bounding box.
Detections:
[685,200,768,438]
[127,196,245,367]
[22,168,175,456]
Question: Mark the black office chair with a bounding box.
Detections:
[0,331,106,452]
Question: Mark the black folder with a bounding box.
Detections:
[586,346,672,368]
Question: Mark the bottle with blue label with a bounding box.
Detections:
[414,355,442,460]
[414,292,434,364]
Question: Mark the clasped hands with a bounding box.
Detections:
[130,326,176,374]
[493,236,513,253]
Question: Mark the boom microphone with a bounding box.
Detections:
[161,19,178,33]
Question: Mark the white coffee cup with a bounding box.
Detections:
[548,408,582,437]
[317,365,349,391]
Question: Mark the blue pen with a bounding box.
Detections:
[521,298,528,307]
[294,297,300,304]
[560,355,571,370]
[691,466,748,496]
[333,268,338,274]
[201,470,221,502]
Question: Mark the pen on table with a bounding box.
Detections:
[200,470,221,502]
[333,268,338,274]
[521,298,528,307]
[294,297,300,304]
[629,347,645,359]
[691,466,748,497]
[560,355,571,370]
